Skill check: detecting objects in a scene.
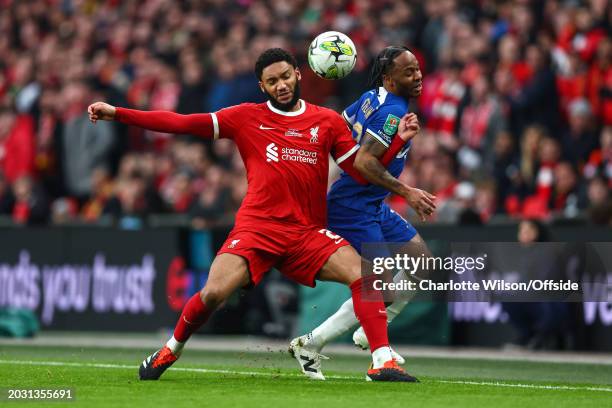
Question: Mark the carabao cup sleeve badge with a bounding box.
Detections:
[383,114,400,136]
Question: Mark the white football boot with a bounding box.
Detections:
[352,326,406,365]
[288,335,329,380]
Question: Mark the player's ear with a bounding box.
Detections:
[258,81,265,93]
[382,73,393,90]
[295,67,301,81]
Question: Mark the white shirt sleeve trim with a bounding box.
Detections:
[342,110,355,126]
[335,144,360,165]
[365,128,390,148]
[211,112,219,139]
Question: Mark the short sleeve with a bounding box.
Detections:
[329,112,359,165]
[363,105,405,148]
[341,95,362,127]
[212,103,254,140]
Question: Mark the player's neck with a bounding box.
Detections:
[266,99,305,116]
[287,99,302,112]
[381,85,395,96]
[381,86,407,101]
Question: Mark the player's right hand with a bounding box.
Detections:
[405,187,436,222]
[397,113,420,142]
[87,102,116,123]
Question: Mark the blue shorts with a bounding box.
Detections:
[327,201,417,259]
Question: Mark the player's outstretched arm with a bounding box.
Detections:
[353,114,436,221]
[87,102,216,139]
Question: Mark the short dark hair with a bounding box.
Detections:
[521,219,549,242]
[368,46,410,88]
[254,48,298,80]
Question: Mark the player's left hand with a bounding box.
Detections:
[404,186,436,222]
[397,113,420,142]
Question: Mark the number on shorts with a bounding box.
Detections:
[318,229,344,244]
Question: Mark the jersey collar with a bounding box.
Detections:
[378,86,408,107]
[266,99,306,116]
[377,87,389,105]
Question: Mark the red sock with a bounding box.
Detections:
[173,293,212,342]
[350,277,389,352]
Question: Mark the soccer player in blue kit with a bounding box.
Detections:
[289,46,436,380]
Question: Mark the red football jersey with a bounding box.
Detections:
[212,100,358,228]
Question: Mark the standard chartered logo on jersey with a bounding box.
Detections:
[266,143,318,164]
[266,143,279,162]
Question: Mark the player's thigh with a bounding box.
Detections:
[408,233,431,252]
[278,227,350,287]
[380,205,418,244]
[381,207,433,252]
[317,244,362,285]
[329,223,385,257]
[380,207,434,279]
[200,253,250,306]
[328,206,385,256]
[217,227,284,287]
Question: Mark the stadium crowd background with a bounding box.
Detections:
[0,0,610,228]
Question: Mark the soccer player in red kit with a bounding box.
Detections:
[88,48,419,382]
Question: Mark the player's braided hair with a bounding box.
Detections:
[255,48,298,80]
[368,46,410,88]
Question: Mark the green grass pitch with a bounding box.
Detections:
[0,344,610,407]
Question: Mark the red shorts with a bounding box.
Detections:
[217,223,350,287]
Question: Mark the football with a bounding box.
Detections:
[307,31,357,80]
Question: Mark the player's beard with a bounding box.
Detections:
[266,82,301,112]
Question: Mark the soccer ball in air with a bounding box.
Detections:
[307,31,357,80]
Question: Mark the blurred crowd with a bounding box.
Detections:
[0,0,610,228]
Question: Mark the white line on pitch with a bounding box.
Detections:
[437,380,612,393]
[0,360,610,393]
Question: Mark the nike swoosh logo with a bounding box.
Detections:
[259,124,275,130]
[379,309,387,314]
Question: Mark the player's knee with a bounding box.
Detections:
[338,263,362,286]
[347,264,362,284]
[199,285,226,310]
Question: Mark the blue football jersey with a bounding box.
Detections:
[327,87,411,214]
